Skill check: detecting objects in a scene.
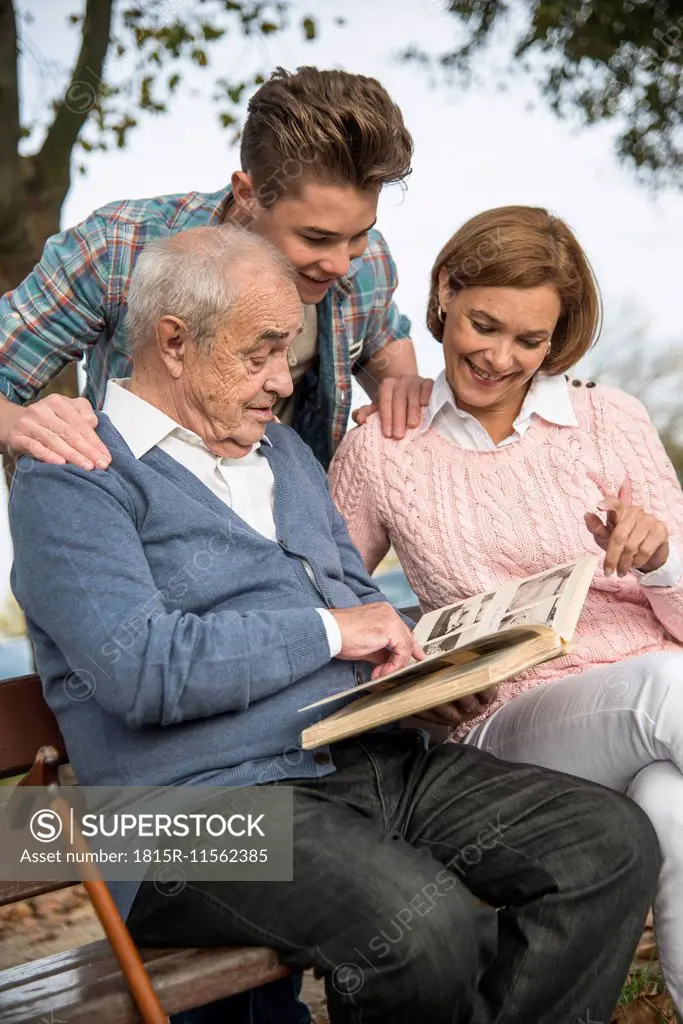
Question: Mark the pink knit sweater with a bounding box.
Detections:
[329,382,683,737]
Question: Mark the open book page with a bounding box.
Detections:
[414,555,598,655]
[299,624,554,714]
[300,629,564,749]
[299,556,598,716]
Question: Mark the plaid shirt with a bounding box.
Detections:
[0,186,410,467]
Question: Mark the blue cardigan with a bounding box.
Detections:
[9,415,390,791]
[10,417,393,917]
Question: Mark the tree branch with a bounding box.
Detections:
[0,0,29,256]
[38,0,114,189]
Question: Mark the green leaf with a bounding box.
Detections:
[140,76,158,109]
[260,21,279,35]
[191,47,208,66]
[201,24,226,42]
[219,111,237,127]
[168,73,182,92]
[227,83,246,103]
[112,114,140,149]
[302,16,316,41]
[133,26,154,48]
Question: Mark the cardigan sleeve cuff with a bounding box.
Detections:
[278,607,334,683]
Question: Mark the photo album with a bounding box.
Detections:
[299,555,599,749]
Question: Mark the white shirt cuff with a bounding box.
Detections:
[316,608,343,657]
[634,540,683,588]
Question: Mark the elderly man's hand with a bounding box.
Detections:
[416,686,499,730]
[3,394,111,470]
[330,602,424,678]
[352,375,433,439]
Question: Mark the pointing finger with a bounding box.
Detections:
[597,495,621,513]
[618,477,633,505]
[584,511,610,547]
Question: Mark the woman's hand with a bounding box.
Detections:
[416,686,499,729]
[352,375,433,439]
[584,483,669,577]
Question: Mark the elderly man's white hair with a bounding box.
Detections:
[125,224,295,354]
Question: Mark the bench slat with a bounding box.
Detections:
[0,940,290,1023]
[0,880,71,907]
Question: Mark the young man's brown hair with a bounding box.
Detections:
[240,66,413,206]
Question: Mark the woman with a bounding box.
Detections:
[329,205,683,1009]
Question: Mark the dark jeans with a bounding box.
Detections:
[129,730,660,1024]
[169,974,310,1024]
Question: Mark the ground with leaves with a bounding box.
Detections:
[0,888,677,1022]
[612,912,678,1023]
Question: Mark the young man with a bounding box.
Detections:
[0,67,432,472]
[0,66,430,1024]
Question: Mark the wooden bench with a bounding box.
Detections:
[0,673,292,1024]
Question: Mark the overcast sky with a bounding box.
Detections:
[2,0,682,596]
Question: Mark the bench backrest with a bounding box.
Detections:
[0,673,71,906]
[0,673,67,779]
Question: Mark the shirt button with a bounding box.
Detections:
[313,752,330,765]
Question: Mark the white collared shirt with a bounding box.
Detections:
[102,379,342,654]
[420,370,578,450]
[420,371,682,587]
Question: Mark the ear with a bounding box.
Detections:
[231,171,258,212]
[155,316,190,378]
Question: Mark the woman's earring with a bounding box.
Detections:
[437,306,446,324]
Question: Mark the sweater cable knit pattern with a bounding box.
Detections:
[329,382,683,738]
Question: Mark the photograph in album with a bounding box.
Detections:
[299,556,599,750]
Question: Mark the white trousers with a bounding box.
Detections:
[463,651,683,1011]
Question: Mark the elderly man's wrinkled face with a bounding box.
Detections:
[181,272,302,458]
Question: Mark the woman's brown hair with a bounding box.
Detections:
[240,66,413,207]
[427,206,602,374]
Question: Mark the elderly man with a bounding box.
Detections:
[10,226,660,1024]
